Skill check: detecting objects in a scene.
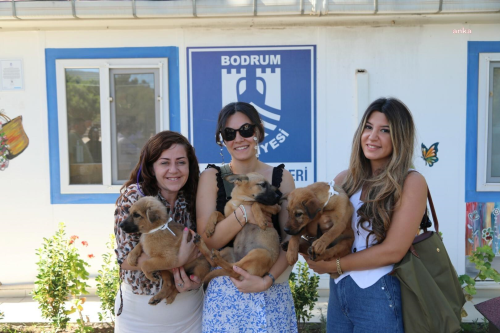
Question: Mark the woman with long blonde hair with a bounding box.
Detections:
[305,97,428,333]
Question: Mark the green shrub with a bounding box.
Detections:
[32,222,92,331]
[95,234,120,322]
[461,318,489,333]
[289,261,320,329]
[458,245,500,319]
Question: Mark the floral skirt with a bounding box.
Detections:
[202,274,298,333]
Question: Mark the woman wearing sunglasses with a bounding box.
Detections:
[197,102,298,332]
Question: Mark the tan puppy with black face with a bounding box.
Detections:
[119,196,212,305]
[195,173,281,284]
[282,182,354,272]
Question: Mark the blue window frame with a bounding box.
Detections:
[466,41,500,202]
[46,47,180,204]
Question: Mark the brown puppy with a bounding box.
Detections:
[119,196,213,305]
[196,173,281,284]
[282,182,354,274]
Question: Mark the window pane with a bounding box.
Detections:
[491,66,500,178]
[113,73,157,183]
[65,68,102,185]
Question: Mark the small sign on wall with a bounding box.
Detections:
[187,46,316,187]
[1,59,24,91]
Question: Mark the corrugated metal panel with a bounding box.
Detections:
[0,0,498,20]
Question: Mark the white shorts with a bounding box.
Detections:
[114,283,203,333]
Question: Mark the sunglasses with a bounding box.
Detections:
[222,123,256,141]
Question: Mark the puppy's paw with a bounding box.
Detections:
[148,296,163,306]
[210,249,219,261]
[166,294,177,304]
[281,240,289,252]
[286,250,298,266]
[258,220,268,230]
[311,238,328,256]
[165,288,179,304]
[307,246,317,261]
[205,224,216,239]
[143,271,159,283]
[193,233,201,244]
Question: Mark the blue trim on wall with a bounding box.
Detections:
[46,47,180,204]
[466,41,500,202]
[313,45,317,183]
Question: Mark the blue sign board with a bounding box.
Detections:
[187,46,316,185]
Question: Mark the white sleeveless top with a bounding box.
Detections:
[333,188,393,288]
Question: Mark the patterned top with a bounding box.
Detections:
[114,183,192,295]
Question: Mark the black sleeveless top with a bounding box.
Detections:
[206,163,285,245]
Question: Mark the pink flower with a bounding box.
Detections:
[88,254,95,259]
[81,241,88,247]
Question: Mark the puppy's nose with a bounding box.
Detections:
[284,227,291,234]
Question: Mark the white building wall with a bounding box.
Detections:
[0,22,499,291]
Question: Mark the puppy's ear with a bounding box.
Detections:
[302,197,322,220]
[225,174,249,186]
[146,207,161,223]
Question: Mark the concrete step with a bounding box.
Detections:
[0,296,326,324]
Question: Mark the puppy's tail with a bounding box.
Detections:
[203,268,233,287]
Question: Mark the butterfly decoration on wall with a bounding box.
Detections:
[421,142,439,167]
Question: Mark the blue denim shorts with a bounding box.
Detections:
[327,274,404,333]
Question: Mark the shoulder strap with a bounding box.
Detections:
[206,164,227,213]
[409,186,440,257]
[270,164,285,236]
[427,188,439,234]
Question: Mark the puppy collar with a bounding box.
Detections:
[146,217,176,236]
[323,180,339,209]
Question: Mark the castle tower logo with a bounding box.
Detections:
[221,56,288,155]
[188,46,316,186]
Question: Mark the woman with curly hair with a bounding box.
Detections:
[113,131,203,332]
[305,98,428,333]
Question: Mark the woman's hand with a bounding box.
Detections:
[301,254,337,275]
[229,266,272,293]
[177,227,201,267]
[173,267,202,292]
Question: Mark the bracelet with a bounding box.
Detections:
[264,272,275,286]
[238,205,248,224]
[336,258,343,276]
[234,210,243,227]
